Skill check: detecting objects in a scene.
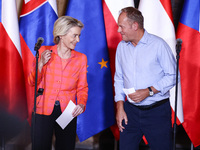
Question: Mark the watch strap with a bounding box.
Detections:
[148,87,152,92]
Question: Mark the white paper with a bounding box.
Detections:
[56,100,76,129]
[123,87,136,104]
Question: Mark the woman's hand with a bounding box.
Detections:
[72,104,85,117]
[38,50,52,72]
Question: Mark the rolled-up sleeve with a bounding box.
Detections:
[114,45,125,102]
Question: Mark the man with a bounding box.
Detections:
[114,7,177,150]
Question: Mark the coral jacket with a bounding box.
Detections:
[28,45,88,115]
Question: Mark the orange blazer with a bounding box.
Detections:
[28,45,88,115]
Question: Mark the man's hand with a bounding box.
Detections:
[128,87,159,103]
[116,101,128,132]
[128,88,149,103]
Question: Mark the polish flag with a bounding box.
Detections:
[103,0,135,80]
[0,0,27,120]
[103,0,135,140]
[138,0,184,124]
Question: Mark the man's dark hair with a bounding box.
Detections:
[120,7,144,29]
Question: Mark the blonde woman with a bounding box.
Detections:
[28,16,88,150]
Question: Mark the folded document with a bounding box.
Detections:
[56,100,76,129]
[123,87,136,104]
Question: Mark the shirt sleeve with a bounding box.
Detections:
[114,43,126,102]
[76,54,88,107]
[152,41,178,95]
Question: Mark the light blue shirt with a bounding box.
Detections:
[114,30,177,105]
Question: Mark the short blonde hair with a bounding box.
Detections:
[53,16,84,44]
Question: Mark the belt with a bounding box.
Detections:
[55,100,60,106]
[131,98,169,110]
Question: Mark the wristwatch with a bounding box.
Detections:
[148,87,154,96]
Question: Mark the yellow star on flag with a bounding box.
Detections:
[98,58,108,69]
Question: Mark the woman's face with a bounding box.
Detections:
[60,26,82,50]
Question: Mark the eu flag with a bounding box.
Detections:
[66,0,115,142]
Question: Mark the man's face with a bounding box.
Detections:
[117,12,135,42]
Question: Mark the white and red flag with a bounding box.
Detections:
[0,0,27,120]
[138,0,184,124]
[103,0,135,140]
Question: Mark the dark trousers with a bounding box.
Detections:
[120,100,172,150]
[31,104,77,150]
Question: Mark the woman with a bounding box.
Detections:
[28,16,88,150]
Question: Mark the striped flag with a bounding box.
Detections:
[138,0,184,124]
[19,0,58,123]
[103,0,135,85]
[66,0,115,142]
[0,0,27,119]
[176,0,200,147]
[103,0,135,140]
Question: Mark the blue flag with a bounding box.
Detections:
[20,1,58,55]
[19,0,58,123]
[66,0,115,141]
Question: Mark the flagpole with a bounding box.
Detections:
[32,46,39,150]
[173,39,182,150]
[191,143,194,150]
[1,136,5,150]
[114,139,118,150]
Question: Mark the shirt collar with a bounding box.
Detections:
[138,29,149,45]
[123,29,149,46]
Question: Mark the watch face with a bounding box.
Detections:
[150,91,154,96]
[148,87,154,96]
